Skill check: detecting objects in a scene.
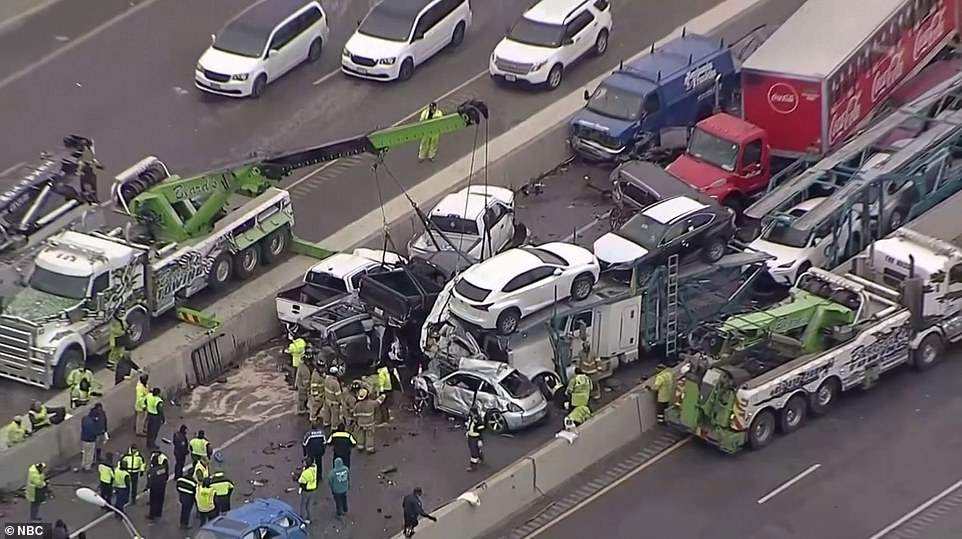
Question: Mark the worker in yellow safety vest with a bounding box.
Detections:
[0,416,27,450]
[120,443,146,505]
[98,452,115,510]
[574,322,602,401]
[653,365,675,423]
[144,388,165,450]
[135,373,149,436]
[376,364,399,425]
[190,430,211,464]
[210,470,235,514]
[286,335,306,388]
[67,366,100,409]
[418,102,444,161]
[193,456,210,484]
[297,459,318,524]
[107,316,128,370]
[113,460,132,514]
[565,404,592,430]
[26,462,47,521]
[195,478,217,525]
[565,367,592,410]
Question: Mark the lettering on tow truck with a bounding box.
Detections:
[684,62,718,91]
[153,251,213,302]
[173,177,228,202]
[770,361,835,399]
[913,3,947,62]
[847,324,911,370]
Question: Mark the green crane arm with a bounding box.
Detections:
[125,100,488,242]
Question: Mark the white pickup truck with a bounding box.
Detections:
[275,248,404,325]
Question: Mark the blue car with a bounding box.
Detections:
[194,498,308,539]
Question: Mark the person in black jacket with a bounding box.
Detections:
[172,425,189,479]
[147,449,170,521]
[326,423,357,469]
[402,487,436,537]
[302,423,326,470]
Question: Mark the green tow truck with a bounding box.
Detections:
[0,101,488,388]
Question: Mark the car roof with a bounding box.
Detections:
[453,366,518,384]
[619,34,724,85]
[696,113,766,143]
[461,248,541,290]
[524,0,591,25]
[431,186,511,220]
[230,0,315,33]
[617,161,701,201]
[642,196,708,224]
[373,0,437,17]
[205,498,293,531]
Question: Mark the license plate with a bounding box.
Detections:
[208,82,221,90]
[355,66,368,74]
[505,74,516,82]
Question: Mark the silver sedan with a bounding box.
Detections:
[413,364,549,433]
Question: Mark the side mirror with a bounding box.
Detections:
[268,48,280,58]
[563,38,575,46]
[553,268,563,276]
[94,292,105,313]
[210,33,216,44]
[583,89,590,101]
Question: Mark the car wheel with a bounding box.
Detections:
[496,308,521,335]
[308,38,323,63]
[546,64,563,90]
[207,252,233,290]
[702,236,727,263]
[485,410,509,434]
[261,227,289,265]
[398,58,414,82]
[809,378,839,415]
[794,261,812,284]
[722,194,745,214]
[778,395,807,434]
[53,347,84,389]
[593,29,609,56]
[123,308,150,349]
[912,333,943,371]
[414,388,435,413]
[570,273,595,301]
[232,244,261,280]
[748,409,776,450]
[251,74,267,98]
[535,372,561,400]
[449,22,465,48]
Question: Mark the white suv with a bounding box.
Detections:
[489,0,611,90]
[342,0,472,82]
[195,0,330,98]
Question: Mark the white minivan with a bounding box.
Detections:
[342,0,472,82]
[195,0,330,98]
[489,0,611,90]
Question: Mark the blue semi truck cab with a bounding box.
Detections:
[569,33,738,162]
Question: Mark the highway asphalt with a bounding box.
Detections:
[0,0,721,428]
[490,346,962,539]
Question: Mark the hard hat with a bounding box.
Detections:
[358,388,368,400]
[328,366,338,375]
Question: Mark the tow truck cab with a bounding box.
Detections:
[569,33,737,162]
[666,113,771,210]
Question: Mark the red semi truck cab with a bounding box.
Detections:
[665,113,771,210]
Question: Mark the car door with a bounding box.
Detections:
[739,138,767,193]
[523,266,562,311]
[481,204,510,257]
[562,10,596,61]
[438,373,480,414]
[266,19,301,78]
[658,219,691,259]
[684,213,716,251]
[411,4,443,63]
[475,379,502,413]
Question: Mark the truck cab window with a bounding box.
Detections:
[743,139,763,167]
[949,264,962,284]
[91,273,109,294]
[573,310,593,329]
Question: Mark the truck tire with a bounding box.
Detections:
[123,308,150,349]
[570,274,595,301]
[208,252,233,290]
[261,227,289,265]
[778,395,807,433]
[809,378,839,415]
[233,245,261,281]
[748,409,776,450]
[496,308,521,335]
[53,347,84,389]
[912,333,943,371]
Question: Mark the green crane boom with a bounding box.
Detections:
[116,100,489,243]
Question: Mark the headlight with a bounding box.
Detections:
[491,52,497,63]
[231,73,249,81]
[342,47,350,57]
[777,261,794,268]
[196,62,204,72]
[530,61,547,72]
[378,57,396,65]
[506,403,524,413]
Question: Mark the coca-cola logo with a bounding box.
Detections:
[913,3,946,62]
[871,48,905,102]
[829,91,863,145]
[767,82,799,114]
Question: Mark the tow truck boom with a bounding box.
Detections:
[114,100,489,243]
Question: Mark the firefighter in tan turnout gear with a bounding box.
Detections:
[308,365,325,425]
[295,357,313,416]
[574,322,602,401]
[354,388,380,453]
[323,366,343,429]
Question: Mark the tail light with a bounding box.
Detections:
[474,303,493,311]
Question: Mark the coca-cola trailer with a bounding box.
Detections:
[741,0,959,158]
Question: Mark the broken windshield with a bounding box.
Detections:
[29,266,89,300]
[586,84,644,121]
[687,127,739,172]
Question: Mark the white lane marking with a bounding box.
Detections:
[0,0,163,91]
[523,437,691,539]
[69,410,295,538]
[311,68,341,86]
[287,68,487,191]
[867,478,962,539]
[0,161,26,176]
[756,463,821,505]
[0,0,66,34]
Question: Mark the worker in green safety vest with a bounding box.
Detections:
[113,460,132,514]
[98,452,115,510]
[134,374,149,436]
[418,102,443,161]
[297,459,319,524]
[653,365,674,423]
[565,367,592,410]
[210,470,235,515]
[0,415,27,450]
[190,430,211,464]
[106,316,128,370]
[26,462,47,521]
[287,336,307,388]
[144,388,165,450]
[67,366,100,409]
[120,443,146,505]
[195,478,216,525]
[565,405,592,430]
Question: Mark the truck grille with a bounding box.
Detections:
[572,123,621,149]
[494,57,533,75]
[203,70,231,83]
[0,316,49,387]
[351,55,376,67]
